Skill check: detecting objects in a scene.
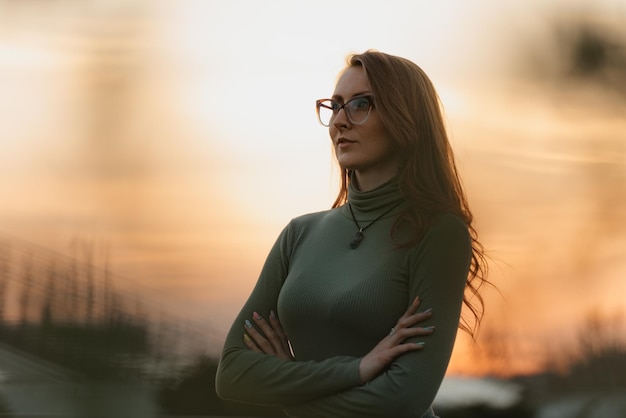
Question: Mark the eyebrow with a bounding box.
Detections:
[331,91,372,101]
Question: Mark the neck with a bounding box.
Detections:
[353,170,398,192]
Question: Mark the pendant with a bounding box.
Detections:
[350,230,364,249]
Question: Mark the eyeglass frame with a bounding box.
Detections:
[315,95,375,127]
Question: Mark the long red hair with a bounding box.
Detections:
[332,50,489,337]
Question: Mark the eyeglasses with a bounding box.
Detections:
[315,95,374,127]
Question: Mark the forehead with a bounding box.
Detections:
[333,66,371,99]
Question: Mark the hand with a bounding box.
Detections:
[243,310,293,361]
[358,296,434,383]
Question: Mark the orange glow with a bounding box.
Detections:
[1,0,625,378]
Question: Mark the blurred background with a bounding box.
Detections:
[0,0,625,416]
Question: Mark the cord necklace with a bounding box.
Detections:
[347,202,400,249]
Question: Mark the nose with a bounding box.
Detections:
[332,106,350,129]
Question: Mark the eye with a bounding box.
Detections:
[330,101,342,112]
[349,97,371,111]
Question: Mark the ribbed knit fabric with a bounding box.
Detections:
[215,176,471,418]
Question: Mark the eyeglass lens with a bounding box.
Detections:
[317,96,372,127]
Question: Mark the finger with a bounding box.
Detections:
[373,340,427,367]
[244,319,276,355]
[388,341,426,357]
[252,312,290,359]
[390,325,435,343]
[397,307,432,329]
[243,333,262,353]
[269,310,292,357]
[399,296,421,320]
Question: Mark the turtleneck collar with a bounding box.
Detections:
[343,174,407,222]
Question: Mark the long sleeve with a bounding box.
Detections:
[217,172,473,417]
[283,215,471,417]
[215,221,363,405]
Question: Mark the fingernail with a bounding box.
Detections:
[253,312,262,320]
[270,310,277,320]
[244,319,253,328]
[243,333,251,342]
[422,308,432,314]
[424,326,435,331]
[415,342,426,347]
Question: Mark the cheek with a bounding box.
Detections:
[329,126,337,140]
[373,131,398,159]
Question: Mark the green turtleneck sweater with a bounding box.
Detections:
[216,177,471,417]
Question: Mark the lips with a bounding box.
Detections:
[337,138,355,145]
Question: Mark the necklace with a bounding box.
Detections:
[347,202,400,249]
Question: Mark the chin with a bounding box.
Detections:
[336,158,359,171]
[338,163,358,172]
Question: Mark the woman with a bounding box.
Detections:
[215,50,488,417]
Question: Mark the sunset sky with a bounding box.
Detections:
[1,0,625,376]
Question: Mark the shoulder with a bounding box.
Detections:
[415,213,471,255]
[288,207,341,229]
[278,207,341,242]
[408,213,472,276]
[426,213,469,239]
